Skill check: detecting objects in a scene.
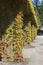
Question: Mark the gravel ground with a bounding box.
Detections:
[0,35,43,65]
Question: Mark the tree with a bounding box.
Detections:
[40,0,43,20]
[32,0,43,27]
[33,0,40,12]
[33,0,40,7]
[40,0,43,27]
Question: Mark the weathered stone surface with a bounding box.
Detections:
[0,36,43,65]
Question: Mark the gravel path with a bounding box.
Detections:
[27,35,43,65]
[0,35,43,65]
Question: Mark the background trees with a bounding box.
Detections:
[32,0,43,28]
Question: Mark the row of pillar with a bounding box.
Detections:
[0,11,37,62]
